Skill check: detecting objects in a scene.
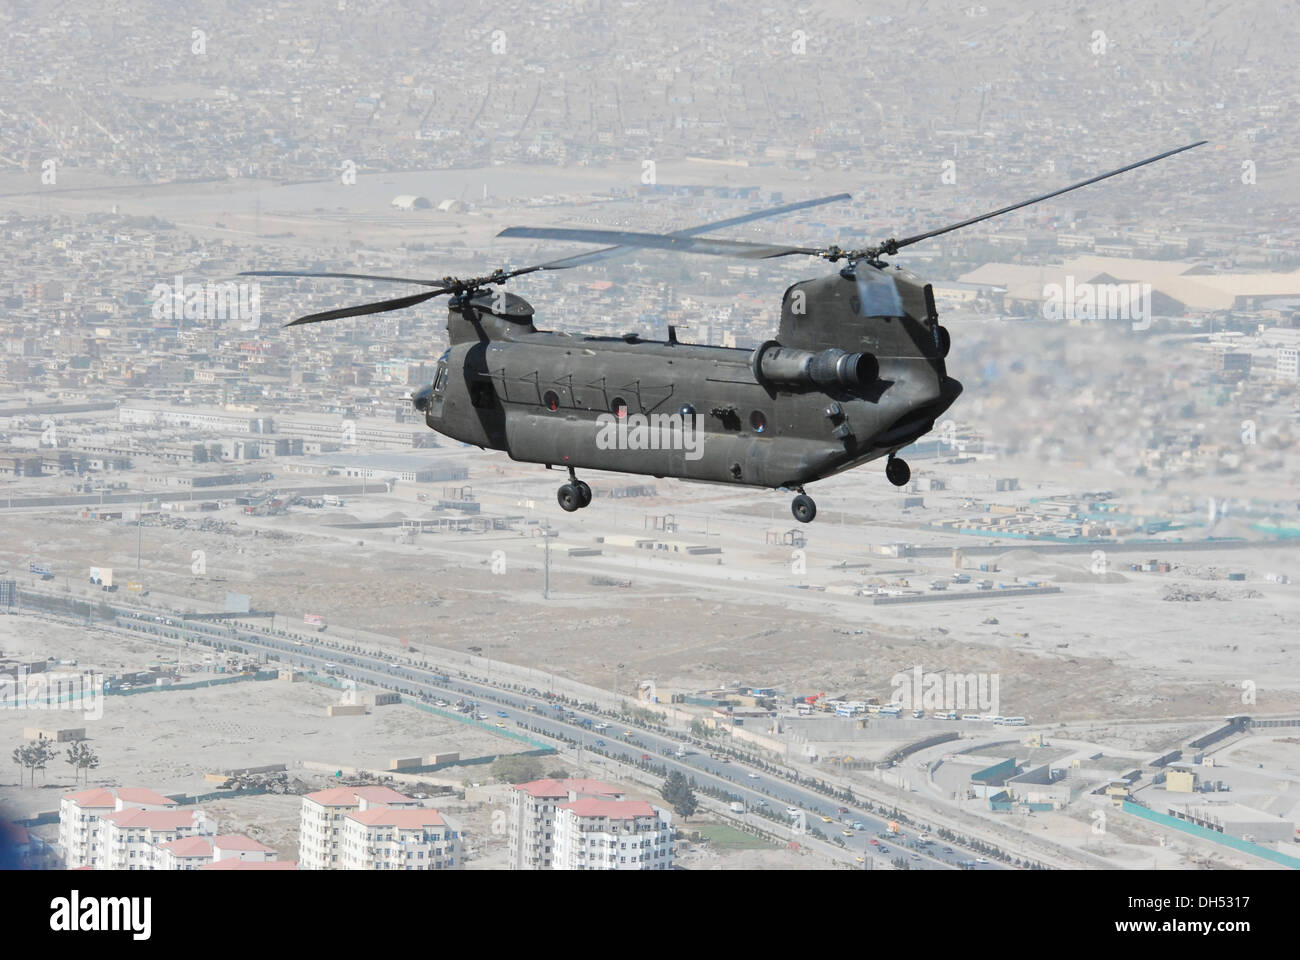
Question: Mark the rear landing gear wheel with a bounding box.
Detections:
[792,493,817,524]
[886,456,911,487]
[557,483,581,512]
[575,480,592,508]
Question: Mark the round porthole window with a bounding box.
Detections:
[749,410,767,434]
[679,403,696,418]
[611,396,628,417]
[543,390,560,412]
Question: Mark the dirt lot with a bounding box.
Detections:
[0,613,535,821]
[2,475,1297,728]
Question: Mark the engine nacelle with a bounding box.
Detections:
[751,341,878,391]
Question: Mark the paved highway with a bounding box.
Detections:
[18,589,1006,870]
[113,608,1002,870]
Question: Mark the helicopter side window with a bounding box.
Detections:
[432,364,448,396]
[543,390,560,412]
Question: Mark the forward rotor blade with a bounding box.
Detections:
[682,192,852,234]
[884,141,1208,254]
[501,226,821,260]
[530,192,852,270]
[285,289,444,326]
[240,269,444,286]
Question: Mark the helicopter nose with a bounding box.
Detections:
[936,375,963,412]
[910,373,963,423]
[867,374,963,452]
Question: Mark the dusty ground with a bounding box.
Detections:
[2,483,1295,726]
[0,613,534,822]
[2,450,1297,871]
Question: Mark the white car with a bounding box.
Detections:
[747,772,759,779]
[975,857,989,864]
[786,806,800,818]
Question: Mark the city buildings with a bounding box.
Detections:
[552,798,675,871]
[507,778,674,870]
[338,807,463,870]
[298,785,423,870]
[58,786,178,869]
[97,807,216,870]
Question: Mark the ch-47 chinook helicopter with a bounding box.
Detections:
[244,141,1203,523]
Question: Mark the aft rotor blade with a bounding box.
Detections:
[285,289,444,326]
[883,141,1208,254]
[502,226,821,260]
[531,192,852,270]
[240,269,444,287]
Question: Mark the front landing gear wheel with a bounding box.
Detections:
[557,483,581,512]
[791,493,817,524]
[886,456,911,487]
[575,480,592,508]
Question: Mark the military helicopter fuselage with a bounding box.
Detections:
[245,141,1203,522]
[415,264,960,497]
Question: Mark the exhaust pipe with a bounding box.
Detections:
[751,341,878,390]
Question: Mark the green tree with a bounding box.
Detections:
[690,720,715,739]
[65,741,100,786]
[11,739,57,788]
[660,770,698,818]
[11,744,30,787]
[32,739,56,784]
[491,755,543,784]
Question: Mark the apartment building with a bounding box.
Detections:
[507,778,626,870]
[339,807,463,870]
[1277,346,1299,381]
[118,403,272,434]
[97,808,216,870]
[58,786,178,868]
[298,785,421,870]
[154,833,277,870]
[552,799,674,871]
[201,859,298,870]
[154,835,214,870]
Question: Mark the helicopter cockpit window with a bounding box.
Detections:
[470,380,495,409]
[855,272,905,318]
